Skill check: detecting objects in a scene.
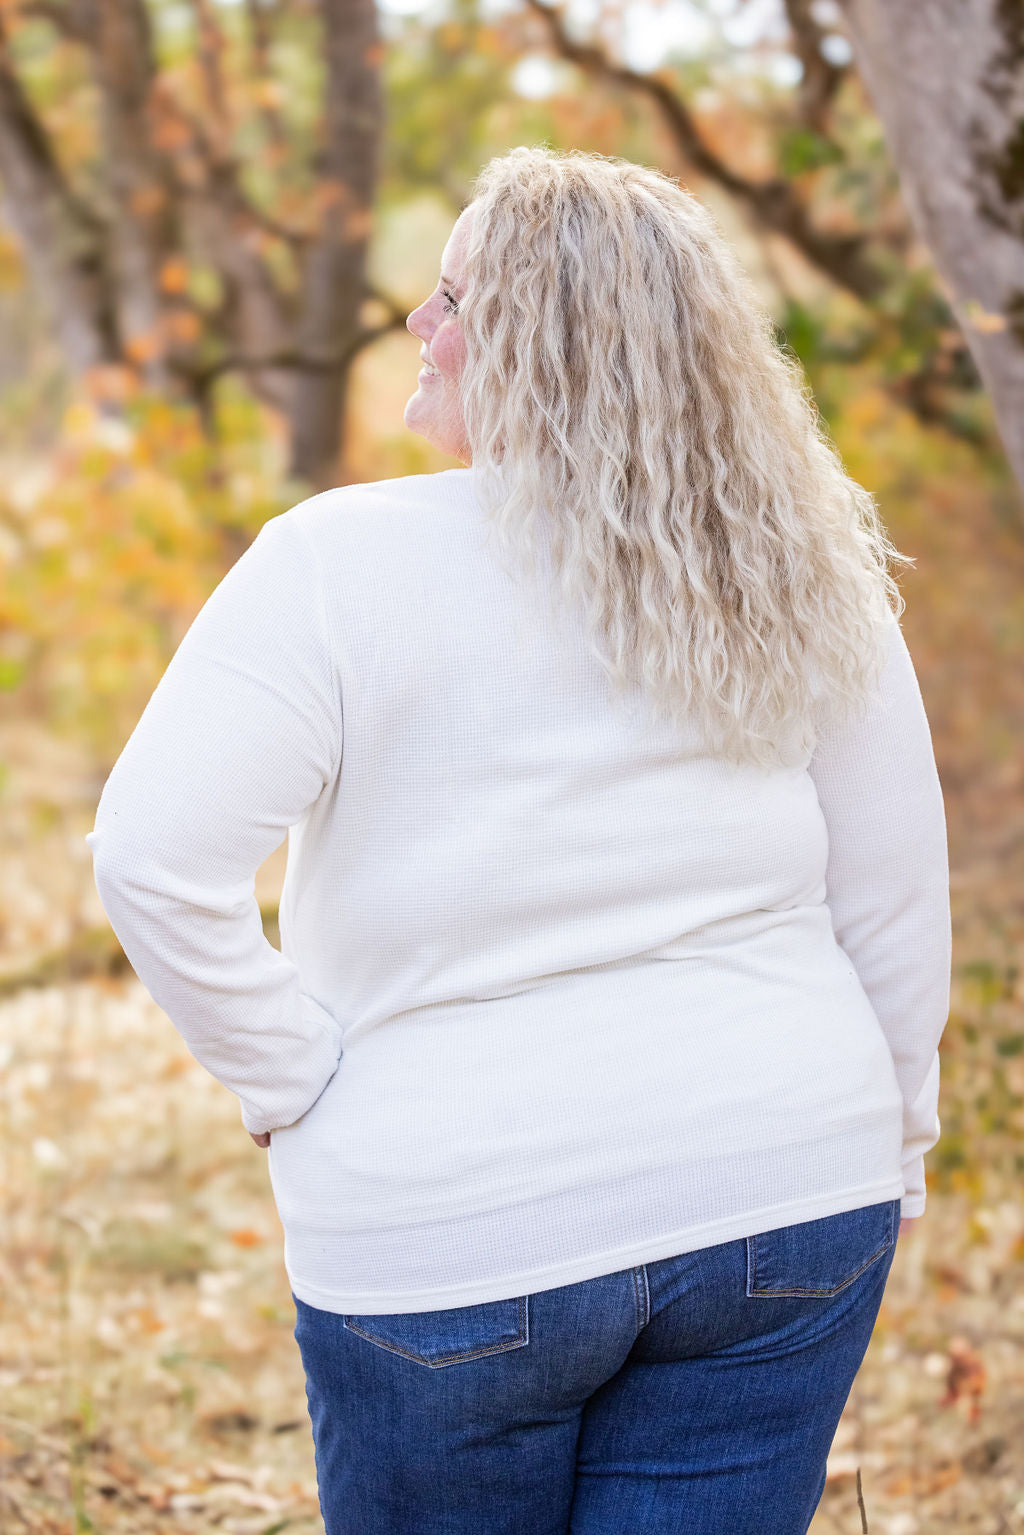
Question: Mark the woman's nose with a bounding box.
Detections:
[407,302,430,339]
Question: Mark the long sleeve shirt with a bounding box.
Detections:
[85,466,952,1315]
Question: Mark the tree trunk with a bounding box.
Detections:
[288,0,383,490]
[91,0,182,390]
[0,18,116,372]
[0,0,390,486]
[837,0,1024,496]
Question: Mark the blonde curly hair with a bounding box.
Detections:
[457,144,913,768]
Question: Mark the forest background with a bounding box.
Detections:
[1,0,1023,1531]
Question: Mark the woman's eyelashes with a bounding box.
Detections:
[442,288,459,314]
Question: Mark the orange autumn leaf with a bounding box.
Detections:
[252,77,284,108]
[315,178,354,213]
[159,257,190,295]
[83,364,139,404]
[131,1307,166,1333]
[0,228,23,290]
[883,1464,963,1497]
[343,208,373,242]
[150,113,191,153]
[229,1227,265,1247]
[924,1462,964,1493]
[474,25,508,57]
[95,973,129,996]
[162,308,201,344]
[129,182,169,218]
[101,1452,140,1488]
[124,330,163,364]
[940,1336,986,1422]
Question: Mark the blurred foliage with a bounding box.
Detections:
[1,333,1009,768]
[0,0,1015,774]
[937,958,1024,1189]
[380,0,510,201]
[0,376,298,760]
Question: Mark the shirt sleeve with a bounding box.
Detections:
[807,612,952,1219]
[84,511,345,1137]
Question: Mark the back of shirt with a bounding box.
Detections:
[86,466,951,1313]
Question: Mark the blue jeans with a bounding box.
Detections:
[291,1196,901,1534]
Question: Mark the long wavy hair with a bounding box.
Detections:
[457,145,914,768]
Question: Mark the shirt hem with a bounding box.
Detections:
[283,1175,907,1315]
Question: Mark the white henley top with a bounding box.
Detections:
[86,466,952,1315]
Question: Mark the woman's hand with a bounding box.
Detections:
[249,1130,271,1148]
[899,1216,918,1233]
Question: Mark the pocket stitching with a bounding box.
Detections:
[342,1295,529,1367]
[746,1201,897,1299]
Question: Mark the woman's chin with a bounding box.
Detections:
[404,392,433,436]
[402,388,470,460]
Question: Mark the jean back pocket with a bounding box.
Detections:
[343,1295,530,1368]
[746,1198,899,1298]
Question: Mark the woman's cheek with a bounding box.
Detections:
[436,325,466,383]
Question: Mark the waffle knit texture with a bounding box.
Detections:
[86,467,952,1314]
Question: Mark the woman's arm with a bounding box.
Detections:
[85,511,345,1138]
[807,613,952,1220]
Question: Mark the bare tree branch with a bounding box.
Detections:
[163,90,313,255]
[782,0,849,132]
[521,0,884,301]
[175,309,410,393]
[185,0,233,158]
[17,0,93,43]
[244,0,290,153]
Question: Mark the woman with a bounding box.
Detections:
[86,146,951,1534]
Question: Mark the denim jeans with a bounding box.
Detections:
[291,1196,901,1534]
